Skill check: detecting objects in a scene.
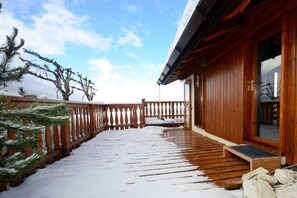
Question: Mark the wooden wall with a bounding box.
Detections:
[204,45,243,144]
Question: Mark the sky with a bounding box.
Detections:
[0,0,194,103]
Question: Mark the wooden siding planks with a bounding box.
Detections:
[204,45,243,143]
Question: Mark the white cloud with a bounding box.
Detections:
[0,0,113,55]
[118,28,142,48]
[87,58,183,103]
[123,3,142,14]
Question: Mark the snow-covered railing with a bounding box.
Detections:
[5,97,106,162]
[106,103,145,130]
[142,99,184,119]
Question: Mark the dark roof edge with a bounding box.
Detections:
[157,0,240,85]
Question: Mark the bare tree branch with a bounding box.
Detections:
[20,49,97,101]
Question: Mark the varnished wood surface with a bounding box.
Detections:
[160,129,250,189]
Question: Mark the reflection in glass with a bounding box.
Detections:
[257,33,281,142]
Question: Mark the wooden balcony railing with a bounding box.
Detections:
[1,96,183,190]
[106,104,145,130]
[142,99,184,119]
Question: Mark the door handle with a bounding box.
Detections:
[247,80,257,91]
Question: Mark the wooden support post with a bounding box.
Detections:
[140,104,145,127]
[61,123,71,157]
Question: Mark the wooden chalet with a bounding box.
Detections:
[158,0,297,165]
[5,0,297,192]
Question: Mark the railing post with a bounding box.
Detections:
[61,123,71,157]
[89,104,96,138]
[140,104,145,127]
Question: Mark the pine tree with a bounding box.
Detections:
[0,2,71,186]
[0,99,71,184]
[0,27,29,89]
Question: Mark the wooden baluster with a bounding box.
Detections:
[145,103,148,117]
[81,107,85,135]
[81,107,85,136]
[149,103,152,117]
[79,107,84,137]
[168,103,170,118]
[163,103,166,118]
[45,126,54,164]
[115,108,119,130]
[132,105,137,128]
[83,107,88,134]
[87,107,90,133]
[36,129,43,152]
[125,107,128,129]
[23,133,33,157]
[119,108,123,129]
[75,108,80,138]
[176,102,182,118]
[53,125,60,159]
[71,109,76,141]
[129,107,133,128]
[160,102,163,118]
[104,106,109,130]
[61,123,70,157]
[181,102,183,118]
[36,129,45,168]
[7,130,16,156]
[22,119,33,161]
[95,107,99,130]
[110,107,114,130]
[171,102,174,118]
[89,104,96,137]
[45,126,53,161]
[99,106,104,131]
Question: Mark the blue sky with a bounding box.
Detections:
[0,0,191,102]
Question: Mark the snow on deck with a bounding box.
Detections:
[1,126,242,198]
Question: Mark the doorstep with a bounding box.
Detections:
[223,144,281,172]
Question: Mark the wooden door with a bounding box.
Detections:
[184,80,191,129]
[251,32,281,147]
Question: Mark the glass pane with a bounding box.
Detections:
[257,33,281,142]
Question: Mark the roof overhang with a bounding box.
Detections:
[157,0,243,85]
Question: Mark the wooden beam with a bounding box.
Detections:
[222,0,250,20]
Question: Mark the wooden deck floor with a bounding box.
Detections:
[158,128,250,189]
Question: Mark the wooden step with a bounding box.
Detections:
[223,144,281,172]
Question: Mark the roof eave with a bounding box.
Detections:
[157,0,240,85]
